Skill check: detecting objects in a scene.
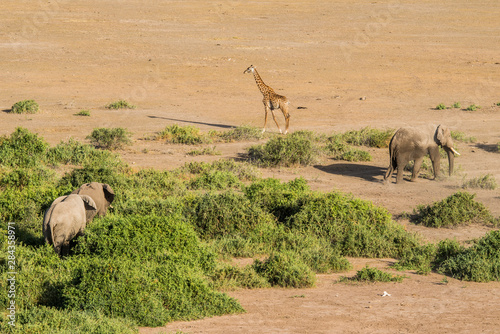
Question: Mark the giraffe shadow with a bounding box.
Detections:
[147,116,235,129]
[314,163,386,183]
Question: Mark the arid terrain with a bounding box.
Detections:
[1,0,499,333]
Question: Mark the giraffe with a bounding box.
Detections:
[243,65,290,134]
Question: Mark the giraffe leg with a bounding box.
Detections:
[281,103,290,134]
[270,109,282,134]
[262,106,270,133]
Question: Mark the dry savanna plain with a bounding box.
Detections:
[1,0,500,333]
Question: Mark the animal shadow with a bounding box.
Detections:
[147,116,234,129]
[475,143,499,153]
[315,163,386,183]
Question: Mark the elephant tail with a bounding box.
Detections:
[384,135,398,180]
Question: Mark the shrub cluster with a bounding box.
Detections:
[86,127,133,150]
[340,266,406,283]
[462,174,498,190]
[1,128,498,333]
[105,100,136,109]
[10,100,40,114]
[248,130,321,167]
[413,192,494,228]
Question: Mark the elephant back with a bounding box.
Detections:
[71,182,115,216]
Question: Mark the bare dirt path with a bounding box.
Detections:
[1,0,499,332]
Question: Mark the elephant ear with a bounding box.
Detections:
[436,125,448,146]
[80,195,98,223]
[102,183,115,204]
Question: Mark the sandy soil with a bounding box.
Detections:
[1,0,500,332]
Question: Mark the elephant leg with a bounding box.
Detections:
[396,158,408,184]
[411,157,424,182]
[429,148,441,179]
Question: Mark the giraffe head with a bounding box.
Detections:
[243,65,255,74]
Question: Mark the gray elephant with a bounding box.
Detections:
[384,124,460,184]
[71,182,115,216]
[43,194,97,256]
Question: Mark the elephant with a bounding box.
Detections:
[384,124,460,184]
[43,194,97,256]
[71,182,115,217]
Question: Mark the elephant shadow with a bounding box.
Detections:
[475,143,499,153]
[314,163,386,183]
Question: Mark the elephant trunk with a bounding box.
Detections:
[445,147,455,176]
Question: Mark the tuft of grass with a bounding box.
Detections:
[75,109,91,116]
[436,103,447,110]
[451,131,476,143]
[187,146,221,156]
[105,100,136,109]
[248,131,321,167]
[452,102,461,109]
[466,104,481,111]
[86,127,133,150]
[340,265,406,283]
[413,192,494,228]
[462,174,497,190]
[10,99,39,114]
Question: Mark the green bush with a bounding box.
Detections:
[75,109,91,116]
[284,192,421,258]
[435,103,446,110]
[0,166,57,189]
[209,263,270,290]
[47,138,125,169]
[244,177,310,222]
[339,149,372,162]
[213,125,263,142]
[86,128,132,150]
[181,160,260,182]
[466,104,481,111]
[393,244,437,275]
[188,191,275,240]
[413,192,494,227]
[452,102,461,109]
[437,231,500,282]
[10,99,39,114]
[1,307,138,334]
[462,174,497,190]
[156,124,210,145]
[105,100,136,109]
[248,131,321,167]
[329,127,394,148]
[253,251,316,288]
[188,170,241,190]
[0,127,49,168]
[187,146,221,156]
[451,131,476,143]
[341,266,405,283]
[62,215,241,326]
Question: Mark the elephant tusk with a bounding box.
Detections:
[451,147,460,156]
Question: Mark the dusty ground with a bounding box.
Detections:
[1,0,500,332]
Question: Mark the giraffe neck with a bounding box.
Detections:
[252,69,272,95]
